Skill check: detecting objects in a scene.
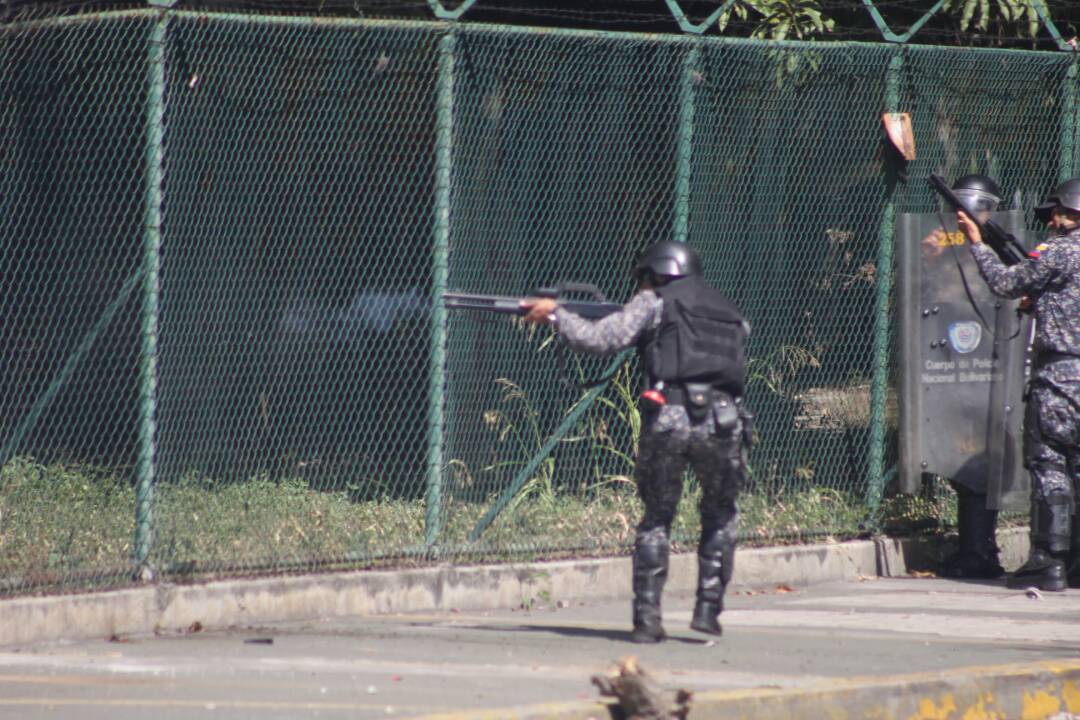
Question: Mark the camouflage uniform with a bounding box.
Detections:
[971,225,1080,587]
[556,290,748,638]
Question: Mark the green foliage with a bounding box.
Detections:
[480,374,558,509]
[942,0,1051,39]
[720,0,836,41]
[470,324,639,512]
[747,343,822,400]
[873,478,1024,535]
[577,360,641,488]
[2,457,971,593]
[0,458,135,580]
[737,486,868,543]
[714,0,1056,42]
[151,473,427,571]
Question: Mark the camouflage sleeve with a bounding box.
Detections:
[554,290,661,356]
[970,242,1064,299]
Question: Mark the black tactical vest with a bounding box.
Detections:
[640,275,747,394]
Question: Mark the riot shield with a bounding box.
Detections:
[896,210,1030,511]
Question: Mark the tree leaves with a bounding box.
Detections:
[719,0,835,42]
[941,0,1051,39]
[711,0,1056,43]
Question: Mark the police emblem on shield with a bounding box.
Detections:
[947,321,981,354]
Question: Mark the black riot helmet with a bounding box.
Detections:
[1035,178,1080,222]
[634,242,702,285]
[952,174,1002,214]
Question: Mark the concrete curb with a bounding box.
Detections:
[409,658,1080,720]
[688,658,1080,720]
[0,529,1029,647]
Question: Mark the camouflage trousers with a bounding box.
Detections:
[634,424,744,538]
[1024,358,1080,510]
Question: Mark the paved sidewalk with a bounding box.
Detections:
[1,576,1078,719]
[0,531,1033,648]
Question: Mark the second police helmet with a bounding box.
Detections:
[952,174,1002,215]
[634,241,702,284]
[1035,178,1080,223]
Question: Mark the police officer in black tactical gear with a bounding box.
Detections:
[522,241,751,642]
[957,177,1080,591]
[932,174,1006,580]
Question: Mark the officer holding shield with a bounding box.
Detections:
[931,175,1008,579]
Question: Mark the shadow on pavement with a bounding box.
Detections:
[468,623,715,645]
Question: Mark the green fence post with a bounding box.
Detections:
[1032,2,1074,53]
[426,29,456,547]
[673,39,699,244]
[860,0,944,44]
[1060,58,1079,182]
[426,0,479,21]
[866,50,904,524]
[662,0,738,35]
[134,8,168,580]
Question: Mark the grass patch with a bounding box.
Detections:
[0,457,135,581]
[2,457,966,594]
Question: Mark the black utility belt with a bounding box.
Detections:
[660,383,739,408]
[638,382,752,443]
[639,382,741,429]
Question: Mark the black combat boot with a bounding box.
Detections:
[939,488,1003,579]
[1008,547,1067,591]
[690,520,734,637]
[631,528,669,643]
[1007,499,1069,592]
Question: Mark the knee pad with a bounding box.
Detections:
[633,527,670,597]
[634,527,669,564]
[636,525,669,546]
[698,518,736,586]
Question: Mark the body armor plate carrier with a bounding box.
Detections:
[641,275,747,395]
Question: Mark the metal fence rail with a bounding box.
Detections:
[0,7,1075,595]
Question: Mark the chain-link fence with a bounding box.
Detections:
[1,7,1076,595]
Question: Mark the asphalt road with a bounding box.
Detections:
[1,576,1079,719]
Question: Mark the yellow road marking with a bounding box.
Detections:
[410,659,1080,720]
[0,697,427,711]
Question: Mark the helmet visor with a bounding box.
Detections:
[953,188,1000,215]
